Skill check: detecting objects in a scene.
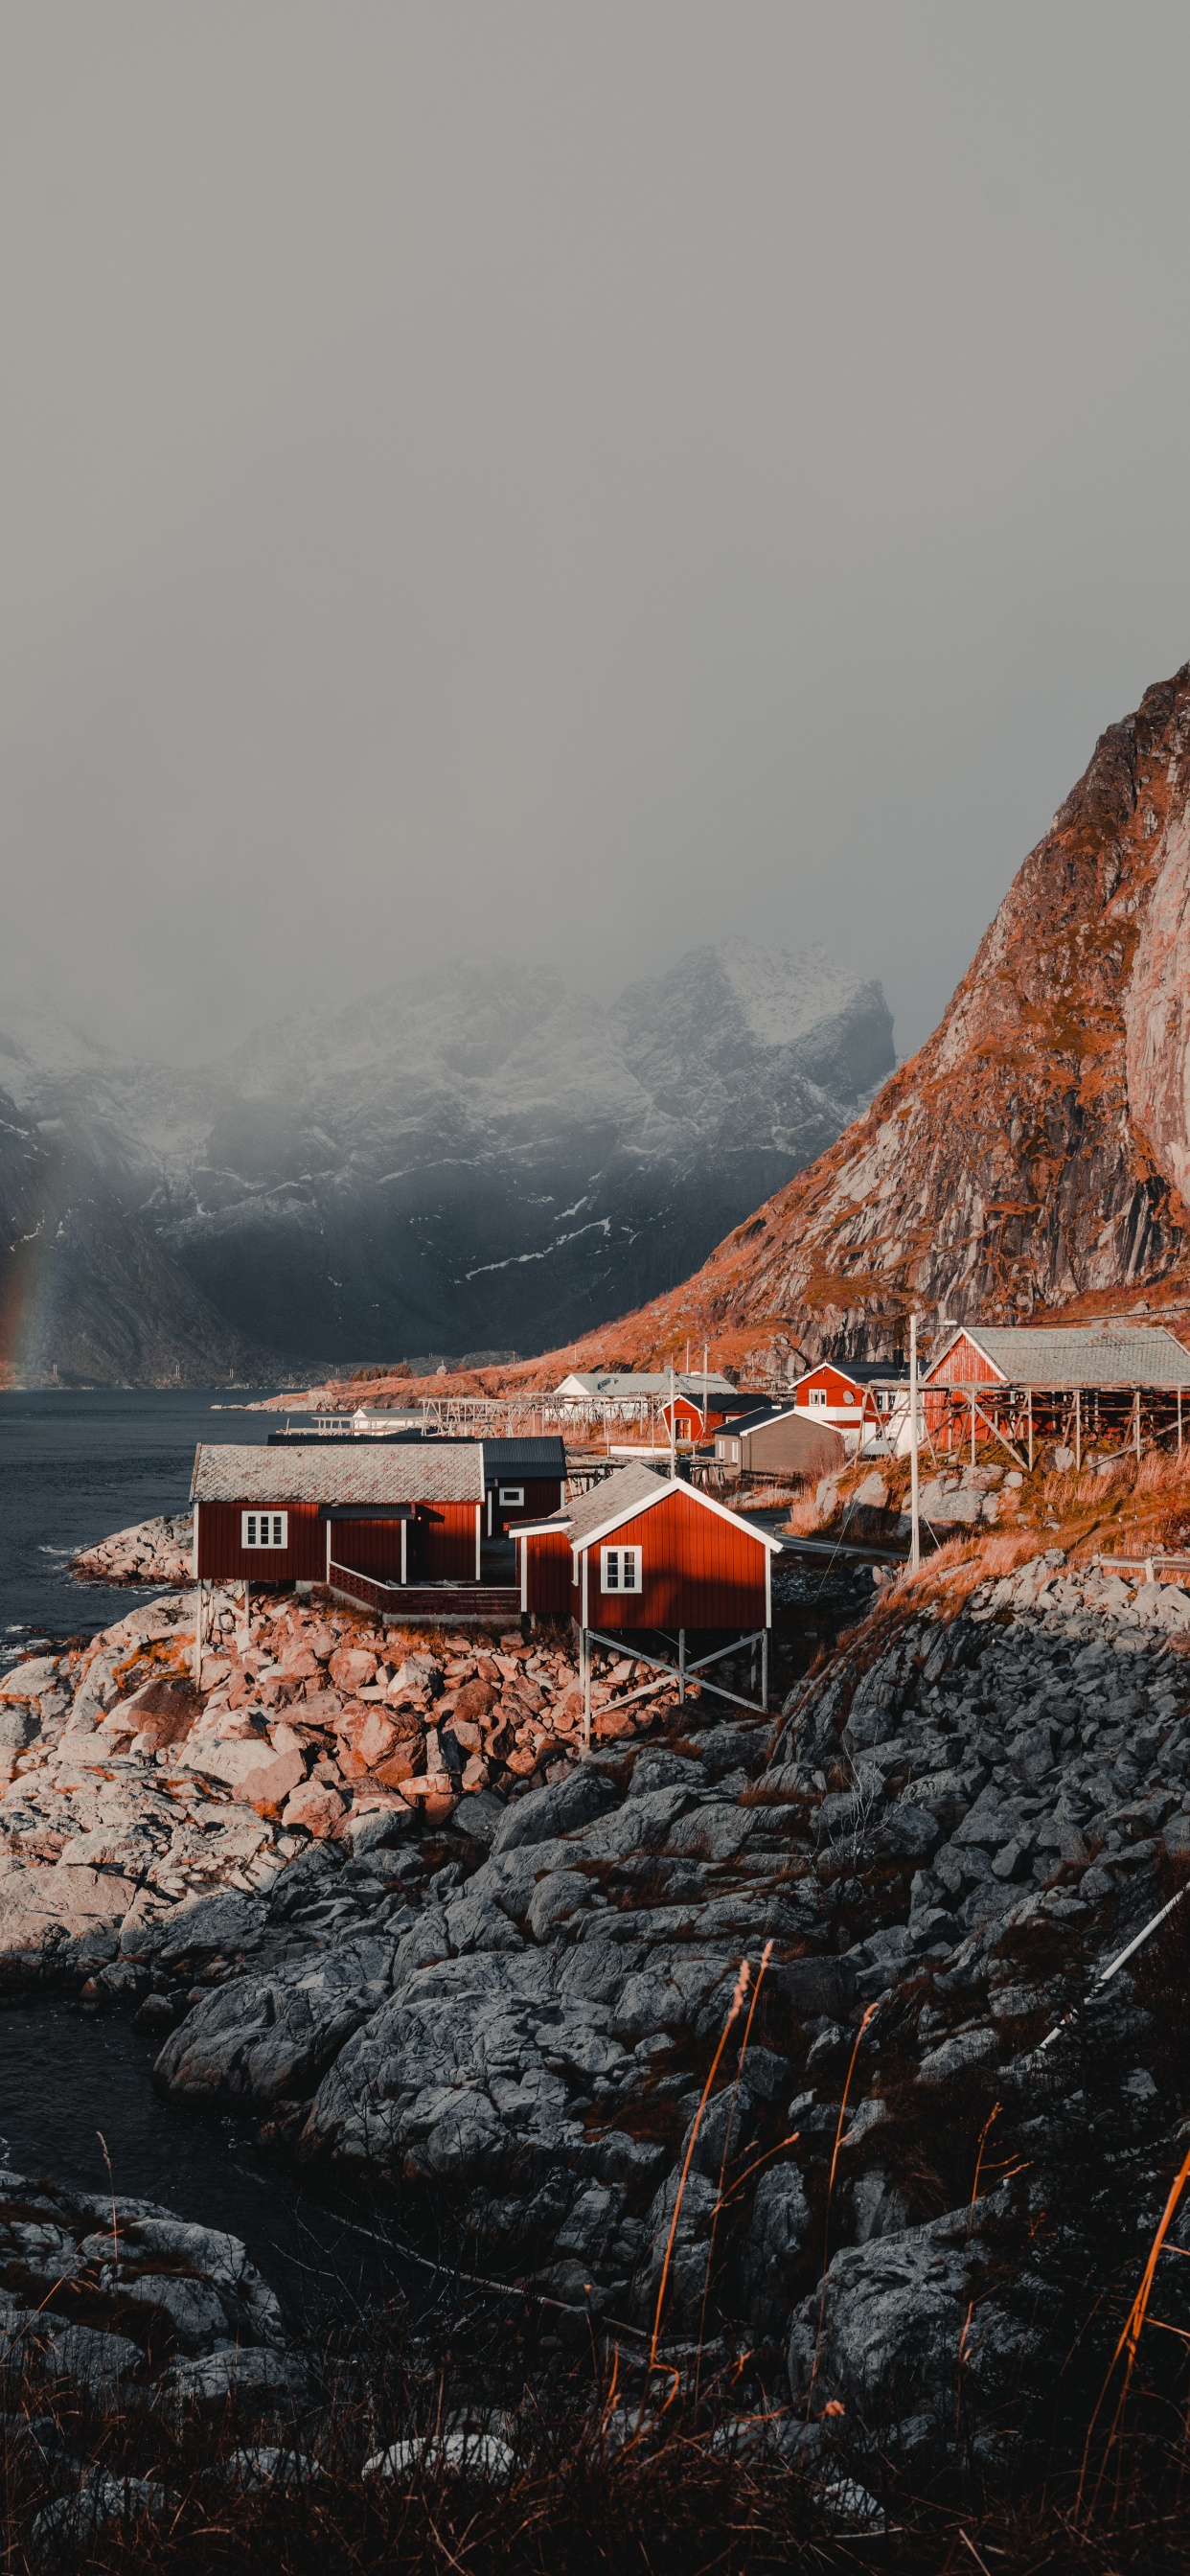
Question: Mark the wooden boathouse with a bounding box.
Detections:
[189,1441,521,1621]
[920,1322,1190,1466]
[515,1460,782,1726]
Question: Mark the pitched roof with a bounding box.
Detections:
[191,1443,485,1506]
[516,1460,781,1554]
[561,1460,670,1541]
[927,1323,1190,1390]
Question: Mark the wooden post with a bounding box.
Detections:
[908,1315,921,1574]
[582,1629,591,1751]
[1027,1390,1033,1473]
[678,1629,686,1704]
[1179,1389,1183,1461]
[1075,1388,1081,1473]
[970,1390,975,1470]
[761,1629,769,1714]
[1134,1390,1141,1464]
[193,1580,203,1690]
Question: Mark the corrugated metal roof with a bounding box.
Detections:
[930,1324,1190,1389]
[191,1443,485,1506]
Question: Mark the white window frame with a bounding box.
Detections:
[498,1485,525,1507]
[601,1543,642,1594]
[808,1388,828,1410]
[241,1509,288,1550]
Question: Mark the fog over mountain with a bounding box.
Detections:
[0,940,893,1384]
[580,664,1190,1380]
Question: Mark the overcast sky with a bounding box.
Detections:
[4,2,1190,1070]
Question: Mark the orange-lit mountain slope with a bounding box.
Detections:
[519,661,1190,1379]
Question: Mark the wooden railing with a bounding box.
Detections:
[328,1561,521,1620]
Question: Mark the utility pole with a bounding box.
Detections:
[909,1313,921,1575]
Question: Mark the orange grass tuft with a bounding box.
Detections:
[1079,2138,1190,2515]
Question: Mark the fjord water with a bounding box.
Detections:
[0,1387,402,2297]
[0,1387,278,1658]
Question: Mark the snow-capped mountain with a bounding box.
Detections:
[0,943,893,1382]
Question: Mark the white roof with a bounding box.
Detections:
[554,1369,738,1400]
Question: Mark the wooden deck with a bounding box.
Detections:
[329,1560,521,1622]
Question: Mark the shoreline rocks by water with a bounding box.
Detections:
[0,1580,685,1988]
[70,1515,194,1588]
[6,1537,1190,2482]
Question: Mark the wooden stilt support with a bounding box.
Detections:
[678,1629,686,1704]
[1027,1390,1033,1474]
[761,1630,769,1714]
[1179,1389,1183,1461]
[909,1315,921,1574]
[970,1391,975,1469]
[1075,1388,1081,1473]
[194,1580,203,1690]
[582,1628,591,1751]
[1134,1390,1142,1464]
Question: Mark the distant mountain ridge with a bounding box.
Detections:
[559,662,1190,1380]
[0,939,893,1383]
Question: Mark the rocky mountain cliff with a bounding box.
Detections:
[577,663,1190,1373]
[0,941,892,1383]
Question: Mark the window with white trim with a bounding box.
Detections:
[241,1510,288,1550]
[601,1544,642,1593]
[808,1388,828,1410]
[498,1486,524,1507]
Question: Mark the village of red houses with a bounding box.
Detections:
[111,1315,1190,1839]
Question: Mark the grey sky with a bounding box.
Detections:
[4,2,1190,1070]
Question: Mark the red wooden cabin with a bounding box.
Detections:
[190,1443,486,1590]
[790,1360,901,1442]
[515,1460,780,1632]
[657,1391,774,1446]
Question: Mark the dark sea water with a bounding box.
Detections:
[0,1389,425,2300]
[0,1387,281,1661]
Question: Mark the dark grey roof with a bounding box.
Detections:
[796,1360,905,1386]
[481,1438,567,1479]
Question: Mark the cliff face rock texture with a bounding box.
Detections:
[589,663,1190,1368]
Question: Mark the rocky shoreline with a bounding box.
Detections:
[69,1515,195,1589]
[5,1531,1190,2515]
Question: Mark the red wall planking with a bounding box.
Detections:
[519,1487,769,1631]
[196,1499,478,1586]
[521,1528,572,1616]
[196,1499,326,1583]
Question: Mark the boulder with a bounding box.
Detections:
[329,1647,378,1692]
[282,1781,346,1838]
